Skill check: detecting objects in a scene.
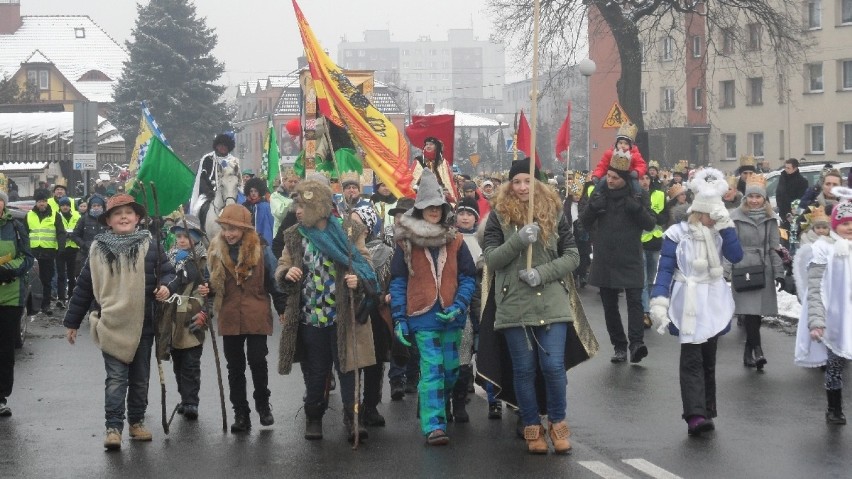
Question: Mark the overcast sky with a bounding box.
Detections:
[23,0,509,87]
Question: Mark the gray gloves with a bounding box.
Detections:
[519,268,542,287]
[517,223,540,245]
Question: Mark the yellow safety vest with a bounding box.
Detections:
[60,212,81,249]
[48,196,75,213]
[641,189,666,243]
[585,184,595,198]
[27,209,59,249]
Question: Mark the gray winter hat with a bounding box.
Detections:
[409,169,450,217]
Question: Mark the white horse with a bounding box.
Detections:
[200,159,242,240]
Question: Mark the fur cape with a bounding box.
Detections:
[393,214,457,275]
[207,230,261,317]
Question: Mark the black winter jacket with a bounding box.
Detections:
[63,238,177,337]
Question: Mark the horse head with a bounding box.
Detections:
[216,159,241,207]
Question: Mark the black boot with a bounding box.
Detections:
[361,405,386,427]
[826,389,847,425]
[390,379,405,401]
[445,398,453,423]
[304,402,325,440]
[743,344,756,368]
[452,394,469,423]
[257,403,274,426]
[752,345,767,370]
[344,408,368,443]
[230,410,252,433]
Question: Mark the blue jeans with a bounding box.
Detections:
[103,334,153,430]
[642,250,660,312]
[502,323,568,426]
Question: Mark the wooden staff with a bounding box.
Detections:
[347,225,361,450]
[526,0,542,270]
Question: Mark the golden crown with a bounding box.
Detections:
[739,155,756,167]
[745,174,766,188]
[726,176,739,189]
[610,150,631,172]
[648,160,660,170]
[667,183,685,198]
[807,205,830,225]
[616,122,638,143]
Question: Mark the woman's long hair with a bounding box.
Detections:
[492,179,562,245]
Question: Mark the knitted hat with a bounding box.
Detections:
[687,168,728,214]
[294,179,334,227]
[87,194,106,208]
[215,204,254,230]
[744,175,767,198]
[409,169,450,220]
[830,187,852,230]
[388,197,415,217]
[456,197,480,222]
[100,193,147,225]
[57,196,71,207]
[481,180,493,188]
[509,157,541,181]
[34,189,51,202]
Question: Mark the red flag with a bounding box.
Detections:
[516,110,542,169]
[555,102,571,160]
[405,114,455,165]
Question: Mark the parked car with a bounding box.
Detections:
[6,204,43,349]
[765,162,852,210]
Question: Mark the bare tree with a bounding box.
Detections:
[489,0,809,132]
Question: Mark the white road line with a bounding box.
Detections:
[578,461,633,479]
[622,459,683,479]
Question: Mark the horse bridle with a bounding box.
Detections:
[210,160,239,215]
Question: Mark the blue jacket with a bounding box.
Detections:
[245,200,274,246]
[389,240,477,332]
[64,238,177,336]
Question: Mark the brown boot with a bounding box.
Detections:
[128,422,152,441]
[549,420,572,454]
[523,424,548,454]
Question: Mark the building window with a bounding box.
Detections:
[721,80,735,108]
[724,134,737,160]
[747,24,762,51]
[34,70,49,90]
[807,63,824,92]
[402,49,409,56]
[807,0,822,29]
[640,42,647,64]
[661,36,674,61]
[345,50,353,58]
[843,0,852,24]
[809,124,825,153]
[693,87,704,109]
[842,60,852,90]
[692,36,702,57]
[747,77,763,105]
[722,30,734,55]
[842,123,852,152]
[662,87,675,111]
[749,132,765,158]
[358,50,365,57]
[74,27,86,38]
[640,90,647,113]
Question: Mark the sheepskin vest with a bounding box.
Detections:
[403,234,463,316]
[208,232,273,336]
[89,241,148,364]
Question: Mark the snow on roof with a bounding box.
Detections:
[0,112,123,146]
[0,161,48,172]
[429,108,500,127]
[0,15,128,102]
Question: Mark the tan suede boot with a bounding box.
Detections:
[549,420,572,454]
[523,424,548,454]
[129,422,153,441]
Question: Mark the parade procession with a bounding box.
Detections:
[2,0,852,477]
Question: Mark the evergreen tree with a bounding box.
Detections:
[110,0,230,163]
[0,74,20,104]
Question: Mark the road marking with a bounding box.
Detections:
[623,458,683,479]
[578,461,633,479]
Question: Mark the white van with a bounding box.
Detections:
[764,162,851,209]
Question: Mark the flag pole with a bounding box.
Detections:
[526,0,541,270]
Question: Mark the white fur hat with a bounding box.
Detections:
[687,167,728,215]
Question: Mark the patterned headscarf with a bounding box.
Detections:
[353,205,378,234]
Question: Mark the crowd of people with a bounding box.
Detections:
[0,124,851,456]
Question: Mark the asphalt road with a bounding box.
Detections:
[1,287,849,479]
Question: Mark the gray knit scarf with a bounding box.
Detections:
[93,230,151,275]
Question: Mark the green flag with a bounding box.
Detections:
[128,136,195,215]
[262,116,280,191]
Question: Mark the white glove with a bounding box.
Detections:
[649,296,671,335]
[711,206,734,231]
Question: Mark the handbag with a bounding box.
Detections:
[731,222,769,293]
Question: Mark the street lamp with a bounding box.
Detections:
[578,58,596,172]
[496,114,505,173]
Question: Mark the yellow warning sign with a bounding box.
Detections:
[602,102,630,129]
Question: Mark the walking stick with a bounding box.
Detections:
[182,217,228,433]
[526,0,542,270]
[347,225,361,450]
[147,181,169,435]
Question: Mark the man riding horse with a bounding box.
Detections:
[190,133,242,231]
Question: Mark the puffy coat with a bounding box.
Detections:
[482,211,579,330]
[0,211,34,307]
[729,206,784,315]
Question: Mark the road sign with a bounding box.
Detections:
[505,139,514,152]
[602,101,630,128]
[73,153,97,171]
